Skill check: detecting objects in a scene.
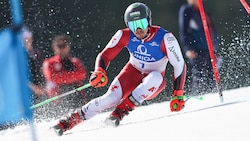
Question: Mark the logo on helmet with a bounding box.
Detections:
[129,11,141,19]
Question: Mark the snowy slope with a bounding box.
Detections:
[1,86,250,141]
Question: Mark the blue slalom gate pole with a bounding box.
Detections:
[9,0,37,140]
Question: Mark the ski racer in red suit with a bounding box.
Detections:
[52,2,187,136]
[43,35,87,107]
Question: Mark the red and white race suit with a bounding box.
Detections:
[83,26,186,119]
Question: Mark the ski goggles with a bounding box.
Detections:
[128,18,149,32]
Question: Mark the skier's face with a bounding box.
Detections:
[133,27,149,39]
[128,18,149,39]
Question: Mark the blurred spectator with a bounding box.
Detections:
[22,26,47,99]
[42,34,87,110]
[178,0,222,95]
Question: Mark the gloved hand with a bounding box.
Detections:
[170,90,185,112]
[89,68,108,88]
[61,57,75,71]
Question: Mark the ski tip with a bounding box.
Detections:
[50,125,64,136]
[104,116,120,127]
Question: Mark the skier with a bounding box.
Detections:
[52,2,187,136]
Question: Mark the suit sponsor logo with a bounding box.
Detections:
[167,36,176,41]
[131,37,140,42]
[148,87,156,92]
[140,94,148,99]
[110,85,119,92]
[111,37,117,44]
[168,46,180,62]
[133,45,156,62]
[149,41,159,47]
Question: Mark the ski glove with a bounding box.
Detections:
[89,69,108,88]
[170,90,185,112]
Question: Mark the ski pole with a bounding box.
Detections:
[30,83,91,109]
[185,96,203,102]
[172,95,203,102]
[172,95,203,110]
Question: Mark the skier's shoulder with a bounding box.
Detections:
[151,26,172,38]
[109,28,131,44]
[152,26,177,43]
[149,25,167,34]
[107,28,131,39]
[119,28,131,37]
[163,32,177,41]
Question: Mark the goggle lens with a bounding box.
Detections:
[128,18,149,32]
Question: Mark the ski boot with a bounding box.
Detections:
[105,95,139,127]
[52,109,85,136]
